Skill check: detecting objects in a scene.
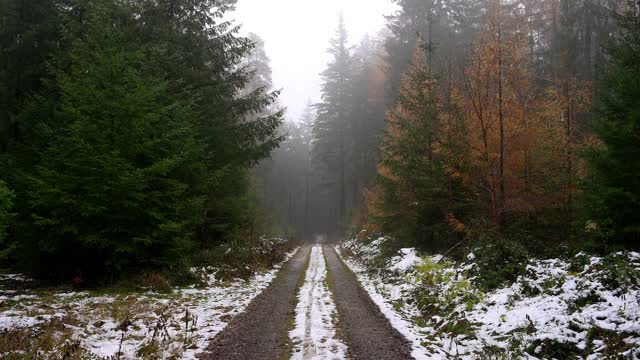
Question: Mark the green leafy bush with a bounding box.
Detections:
[471,228,529,291]
[585,326,636,357]
[525,339,581,359]
[413,258,482,321]
[598,252,639,290]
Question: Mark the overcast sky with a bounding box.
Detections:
[230,0,398,121]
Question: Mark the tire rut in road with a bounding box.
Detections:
[323,245,412,360]
[199,246,311,360]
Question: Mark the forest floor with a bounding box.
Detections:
[338,237,640,359]
[0,248,300,359]
[0,244,412,359]
[4,239,637,359]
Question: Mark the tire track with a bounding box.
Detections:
[323,245,412,360]
[199,246,310,360]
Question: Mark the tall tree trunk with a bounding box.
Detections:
[496,3,507,232]
[304,165,310,239]
[339,124,346,235]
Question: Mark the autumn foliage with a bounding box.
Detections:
[369,0,593,253]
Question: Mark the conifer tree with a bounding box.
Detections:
[374,42,453,249]
[313,15,354,236]
[584,1,640,250]
[0,0,60,153]
[22,2,203,277]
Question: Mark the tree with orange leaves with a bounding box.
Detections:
[457,0,568,240]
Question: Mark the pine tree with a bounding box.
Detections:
[373,42,454,250]
[21,2,203,278]
[584,1,640,250]
[313,15,354,236]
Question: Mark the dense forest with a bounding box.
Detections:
[264,0,640,259]
[0,0,285,282]
[1,0,639,285]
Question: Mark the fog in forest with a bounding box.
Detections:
[232,0,638,246]
[1,1,639,356]
[233,0,397,120]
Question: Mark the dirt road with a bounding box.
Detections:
[323,245,412,360]
[199,246,311,360]
[200,244,412,360]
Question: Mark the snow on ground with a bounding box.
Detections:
[338,238,640,359]
[290,245,348,360]
[391,248,421,272]
[336,244,436,360]
[0,247,299,359]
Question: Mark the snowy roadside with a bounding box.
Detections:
[335,244,435,360]
[0,247,299,359]
[336,238,640,359]
[289,245,348,360]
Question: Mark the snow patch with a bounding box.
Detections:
[337,240,640,359]
[0,247,300,359]
[290,245,348,360]
[390,248,421,272]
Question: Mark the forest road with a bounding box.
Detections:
[323,245,413,360]
[199,246,311,360]
[200,244,412,360]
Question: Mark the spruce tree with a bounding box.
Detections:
[313,15,354,236]
[136,0,284,247]
[584,2,640,250]
[375,42,452,250]
[0,0,60,153]
[22,2,203,278]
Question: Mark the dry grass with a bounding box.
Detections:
[0,319,96,359]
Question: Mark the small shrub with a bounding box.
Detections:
[141,272,173,293]
[568,252,591,273]
[525,339,581,358]
[414,259,454,288]
[585,326,635,357]
[519,279,541,297]
[0,319,95,359]
[413,257,482,335]
[568,291,603,313]
[541,275,565,295]
[598,252,639,290]
[192,237,293,281]
[439,318,474,337]
[471,229,529,290]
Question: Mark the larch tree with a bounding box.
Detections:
[457,0,567,237]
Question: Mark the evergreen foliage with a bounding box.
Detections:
[0,181,14,261]
[0,0,283,281]
[584,2,640,251]
[374,42,463,250]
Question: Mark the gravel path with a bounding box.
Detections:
[200,244,412,360]
[199,246,311,360]
[323,245,412,360]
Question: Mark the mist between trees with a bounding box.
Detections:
[259,0,640,257]
[1,0,639,283]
